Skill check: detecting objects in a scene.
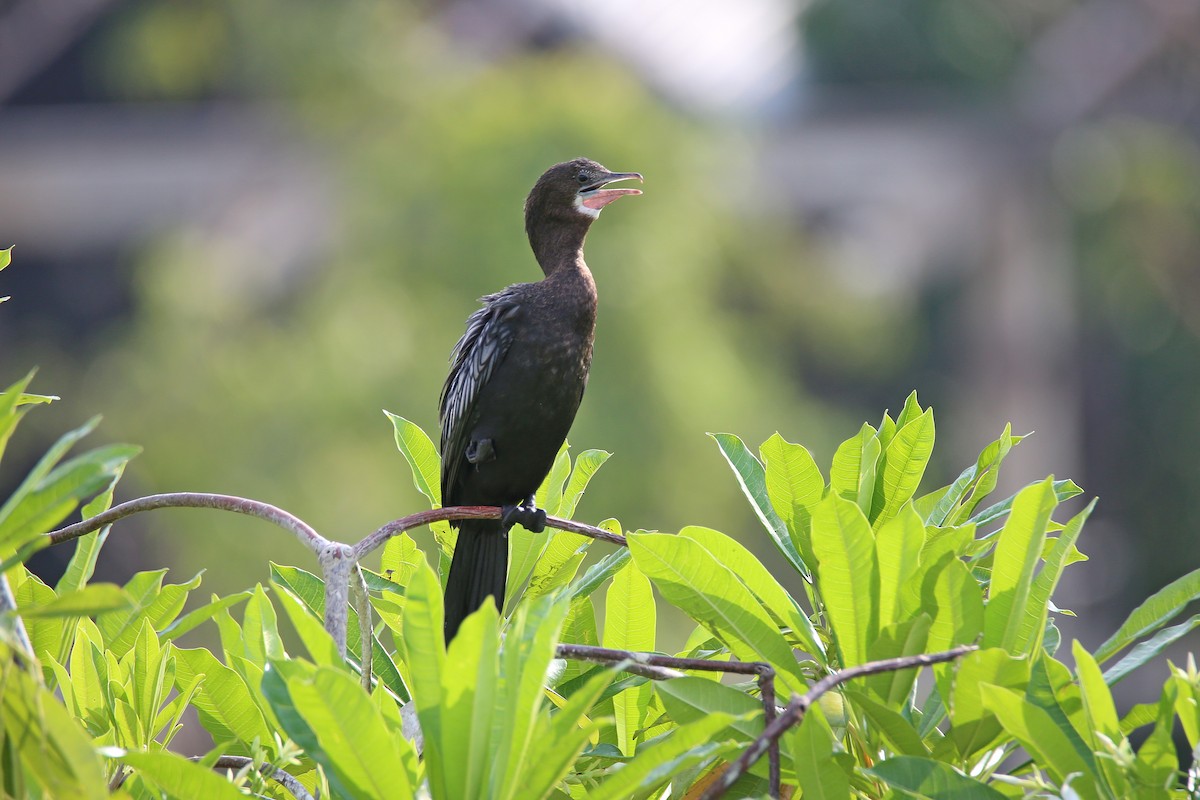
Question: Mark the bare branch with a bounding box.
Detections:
[698,644,978,800]
[46,493,328,556]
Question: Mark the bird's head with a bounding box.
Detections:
[525,158,642,230]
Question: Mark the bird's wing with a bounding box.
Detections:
[439,287,523,502]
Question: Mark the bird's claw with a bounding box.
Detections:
[501,498,546,533]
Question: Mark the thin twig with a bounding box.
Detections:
[698,644,978,800]
[351,565,374,692]
[556,643,782,797]
[46,493,328,556]
[352,506,626,561]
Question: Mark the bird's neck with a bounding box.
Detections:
[529,218,591,278]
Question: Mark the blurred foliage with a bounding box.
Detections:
[59,0,848,595]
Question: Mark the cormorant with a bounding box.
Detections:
[439,158,642,643]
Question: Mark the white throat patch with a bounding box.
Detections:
[573,194,602,219]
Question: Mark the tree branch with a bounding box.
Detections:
[698,644,978,800]
[46,493,328,555]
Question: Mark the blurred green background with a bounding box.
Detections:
[2,0,1199,675]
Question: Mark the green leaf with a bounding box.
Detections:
[876,503,925,628]
[588,713,739,800]
[1104,613,1200,686]
[865,756,1007,799]
[399,559,447,793]
[980,683,1097,790]
[865,614,931,707]
[604,560,656,756]
[385,410,452,547]
[943,648,1029,758]
[55,470,123,596]
[1094,564,1200,664]
[441,603,500,800]
[656,676,763,742]
[14,584,130,618]
[982,477,1057,652]
[559,447,610,519]
[0,436,140,555]
[0,245,11,271]
[160,591,253,642]
[568,538,629,602]
[0,370,38,465]
[285,665,417,799]
[523,667,612,800]
[1073,641,1119,741]
[925,557,984,653]
[946,425,1024,525]
[1019,499,1095,654]
[242,584,284,665]
[873,406,935,528]
[969,478,1081,528]
[679,525,822,656]
[831,422,880,519]
[628,532,806,692]
[789,703,850,800]
[810,493,877,667]
[118,750,247,800]
[711,432,807,575]
[0,642,109,800]
[172,646,273,750]
[845,690,930,756]
[98,569,200,657]
[761,432,823,576]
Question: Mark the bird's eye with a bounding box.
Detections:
[576,172,589,184]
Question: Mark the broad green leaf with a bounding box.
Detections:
[873,407,935,528]
[385,410,453,547]
[380,530,424,589]
[865,756,1007,800]
[442,603,499,800]
[0,439,140,555]
[98,569,200,657]
[270,563,407,699]
[876,503,925,628]
[286,665,416,799]
[789,704,850,800]
[0,370,38,464]
[1095,564,1200,664]
[980,684,1097,791]
[14,584,130,618]
[680,525,822,656]
[400,560,447,795]
[494,596,569,800]
[1073,641,1119,741]
[865,614,931,707]
[605,561,655,756]
[160,591,253,642]
[0,246,11,271]
[944,648,1030,759]
[656,676,763,742]
[711,432,806,575]
[925,557,984,654]
[0,643,109,800]
[1019,499,1095,654]
[1104,614,1200,686]
[810,493,877,667]
[567,536,629,602]
[272,581,342,666]
[523,667,612,800]
[588,713,739,800]
[982,477,1056,652]
[947,425,1024,525]
[118,750,246,800]
[761,432,823,575]
[831,422,880,518]
[172,646,273,750]
[55,471,122,596]
[628,532,806,692]
[242,584,284,665]
[1133,683,1179,790]
[559,448,610,519]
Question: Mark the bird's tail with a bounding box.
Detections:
[443,518,508,643]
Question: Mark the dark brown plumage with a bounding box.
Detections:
[440,158,642,643]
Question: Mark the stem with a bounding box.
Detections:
[698,644,978,800]
[0,570,39,682]
[352,565,374,692]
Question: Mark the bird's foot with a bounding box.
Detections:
[500,496,546,533]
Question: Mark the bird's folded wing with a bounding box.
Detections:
[438,287,523,501]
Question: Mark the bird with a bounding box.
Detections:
[439,158,642,643]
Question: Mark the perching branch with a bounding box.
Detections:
[697,644,979,800]
[44,494,628,658]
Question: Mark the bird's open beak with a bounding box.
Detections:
[579,171,643,210]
